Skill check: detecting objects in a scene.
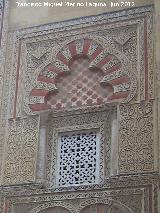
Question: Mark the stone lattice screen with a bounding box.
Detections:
[45,57,113,111]
[57,130,99,186]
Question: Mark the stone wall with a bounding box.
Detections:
[0,1,159,213]
[154,0,160,211]
[9,0,153,30]
[0,0,9,183]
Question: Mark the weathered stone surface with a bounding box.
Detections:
[0,2,159,213]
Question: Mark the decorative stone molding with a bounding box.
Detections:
[5,6,153,118]
[0,173,159,213]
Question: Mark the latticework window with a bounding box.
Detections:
[57,130,100,186]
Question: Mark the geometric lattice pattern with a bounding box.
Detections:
[57,130,99,186]
[48,58,110,110]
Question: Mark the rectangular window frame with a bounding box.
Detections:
[49,122,107,188]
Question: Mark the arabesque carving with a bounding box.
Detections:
[3,116,40,184]
[0,5,157,213]
[118,101,154,173]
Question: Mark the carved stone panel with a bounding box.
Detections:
[118,102,154,173]
[3,116,40,184]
